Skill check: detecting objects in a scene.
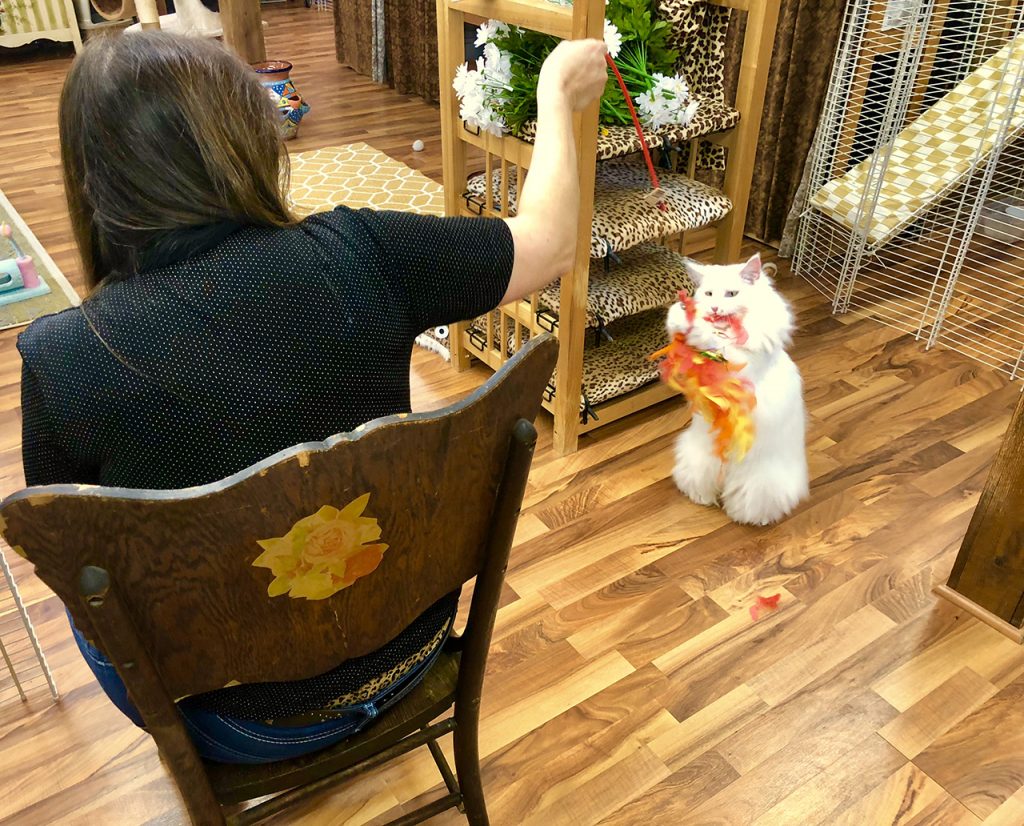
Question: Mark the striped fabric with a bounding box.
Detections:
[810,32,1024,249]
[0,0,74,36]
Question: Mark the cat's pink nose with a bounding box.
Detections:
[711,306,720,314]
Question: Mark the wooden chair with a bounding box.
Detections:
[0,334,558,826]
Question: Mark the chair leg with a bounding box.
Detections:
[452,717,489,826]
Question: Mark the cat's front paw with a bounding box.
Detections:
[672,456,720,506]
[666,301,692,337]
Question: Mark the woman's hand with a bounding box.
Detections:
[537,39,609,113]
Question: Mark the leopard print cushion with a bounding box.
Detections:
[184,595,458,724]
[664,0,733,171]
[538,243,695,329]
[269,621,452,726]
[415,326,452,360]
[553,307,670,407]
[465,165,732,258]
[465,307,671,410]
[513,99,739,161]
[659,0,707,69]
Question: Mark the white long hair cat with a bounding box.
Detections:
[667,253,808,526]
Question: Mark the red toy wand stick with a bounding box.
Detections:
[605,53,667,212]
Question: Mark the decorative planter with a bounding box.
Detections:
[252,60,310,140]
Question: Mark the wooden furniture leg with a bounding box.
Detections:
[135,0,161,29]
[713,0,781,264]
[220,0,266,64]
[935,389,1024,643]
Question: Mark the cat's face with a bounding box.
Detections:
[686,254,763,322]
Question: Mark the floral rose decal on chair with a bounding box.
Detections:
[253,494,389,600]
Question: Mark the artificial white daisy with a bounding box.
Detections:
[603,19,623,59]
[474,19,509,48]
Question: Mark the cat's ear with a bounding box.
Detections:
[683,258,704,287]
[740,253,762,285]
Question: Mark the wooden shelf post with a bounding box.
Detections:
[221,0,267,64]
[552,3,603,456]
[935,389,1024,643]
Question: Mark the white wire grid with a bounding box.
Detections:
[793,0,1024,378]
[0,546,58,708]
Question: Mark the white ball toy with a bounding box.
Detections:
[412,139,425,152]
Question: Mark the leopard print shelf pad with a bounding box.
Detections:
[467,306,670,408]
[512,99,739,162]
[539,243,695,329]
[554,307,670,407]
[465,164,732,259]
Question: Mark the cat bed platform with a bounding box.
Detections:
[538,243,694,330]
[512,98,741,161]
[465,164,732,258]
[466,306,669,411]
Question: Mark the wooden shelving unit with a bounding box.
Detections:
[435,0,781,454]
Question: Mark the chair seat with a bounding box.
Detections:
[513,99,741,161]
[208,648,460,806]
[465,165,732,258]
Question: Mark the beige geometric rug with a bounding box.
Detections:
[288,143,444,218]
[0,189,79,332]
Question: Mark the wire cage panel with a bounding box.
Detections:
[794,0,1024,379]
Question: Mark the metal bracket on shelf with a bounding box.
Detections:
[467,327,487,352]
[580,392,599,425]
[602,245,620,273]
[461,191,486,216]
[593,316,614,347]
[536,309,559,333]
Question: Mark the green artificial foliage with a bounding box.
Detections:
[486,0,679,134]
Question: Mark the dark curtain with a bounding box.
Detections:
[334,0,440,102]
[334,0,377,79]
[724,0,848,245]
[383,0,441,103]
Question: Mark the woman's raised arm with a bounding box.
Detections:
[501,38,608,304]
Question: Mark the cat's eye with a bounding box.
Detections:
[725,290,739,298]
[704,290,712,297]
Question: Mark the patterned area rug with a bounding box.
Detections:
[288,143,450,358]
[0,189,79,332]
[288,143,444,218]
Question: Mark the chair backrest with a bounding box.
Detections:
[0,335,557,702]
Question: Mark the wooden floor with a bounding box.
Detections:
[2,7,1024,825]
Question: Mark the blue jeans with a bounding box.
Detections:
[70,614,445,764]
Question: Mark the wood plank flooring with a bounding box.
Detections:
[1,7,1023,824]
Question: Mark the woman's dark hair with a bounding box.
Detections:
[59,32,294,290]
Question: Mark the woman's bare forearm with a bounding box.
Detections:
[500,39,607,304]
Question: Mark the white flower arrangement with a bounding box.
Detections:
[636,73,700,131]
[474,18,509,47]
[453,4,697,138]
[452,23,515,137]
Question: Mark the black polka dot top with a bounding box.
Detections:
[17,206,514,720]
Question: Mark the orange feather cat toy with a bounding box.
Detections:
[650,292,757,462]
